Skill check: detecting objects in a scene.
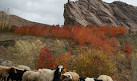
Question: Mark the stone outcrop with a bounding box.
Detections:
[64,0,137,29]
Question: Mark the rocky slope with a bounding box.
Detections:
[64,0,137,29]
[0,11,47,27]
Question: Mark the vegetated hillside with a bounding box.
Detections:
[0,11,48,27]
[0,33,70,69]
[0,25,133,81]
[64,0,137,29]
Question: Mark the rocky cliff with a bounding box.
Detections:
[64,0,137,29]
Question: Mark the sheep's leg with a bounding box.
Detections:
[6,76,10,81]
[2,78,5,81]
[0,78,2,81]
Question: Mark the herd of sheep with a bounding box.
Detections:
[0,65,113,81]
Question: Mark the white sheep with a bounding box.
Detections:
[97,75,113,81]
[16,65,31,71]
[61,72,80,81]
[38,65,64,81]
[22,70,40,81]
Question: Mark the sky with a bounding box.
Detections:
[0,0,136,25]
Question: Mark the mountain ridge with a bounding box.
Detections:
[0,11,48,27]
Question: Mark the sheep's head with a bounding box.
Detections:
[79,77,85,81]
[53,65,64,81]
[8,67,17,74]
[61,73,73,81]
[57,65,64,73]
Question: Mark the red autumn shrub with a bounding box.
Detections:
[14,25,126,38]
[123,44,132,55]
[36,46,57,70]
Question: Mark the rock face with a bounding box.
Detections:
[64,0,137,29]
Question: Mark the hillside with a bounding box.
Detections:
[0,0,137,81]
[0,11,48,27]
[64,0,137,29]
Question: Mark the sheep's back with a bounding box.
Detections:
[17,65,31,71]
[38,69,54,81]
[97,75,113,81]
[22,71,39,81]
[85,78,95,81]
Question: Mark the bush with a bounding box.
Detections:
[36,46,57,70]
[55,53,72,69]
[72,48,116,77]
[8,40,44,69]
[123,44,132,56]
[52,39,68,56]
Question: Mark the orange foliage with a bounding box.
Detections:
[55,53,72,69]
[13,25,126,54]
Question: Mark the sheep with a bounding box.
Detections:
[61,72,80,81]
[7,67,27,81]
[97,75,113,81]
[79,77,103,81]
[0,65,11,81]
[38,65,64,81]
[22,65,63,81]
[38,69,55,81]
[16,65,31,71]
[22,70,41,81]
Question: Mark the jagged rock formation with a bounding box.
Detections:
[64,0,137,29]
[0,11,48,27]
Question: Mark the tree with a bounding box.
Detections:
[36,46,57,70]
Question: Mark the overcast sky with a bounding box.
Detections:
[0,0,136,25]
